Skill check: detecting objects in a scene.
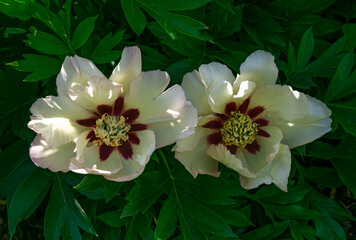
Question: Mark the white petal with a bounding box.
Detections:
[30,135,75,172]
[70,146,123,175]
[74,130,91,161]
[249,85,309,121]
[199,62,235,87]
[181,70,212,116]
[208,81,234,114]
[175,135,220,178]
[233,80,256,99]
[239,144,291,192]
[236,126,283,173]
[109,46,142,93]
[104,130,156,182]
[207,144,255,178]
[28,96,92,148]
[270,96,332,148]
[173,115,218,152]
[57,56,105,98]
[68,77,123,111]
[234,50,278,91]
[125,72,197,148]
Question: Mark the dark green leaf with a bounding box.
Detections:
[26,30,71,54]
[240,221,289,240]
[97,209,130,228]
[297,27,314,69]
[72,16,97,50]
[122,0,147,36]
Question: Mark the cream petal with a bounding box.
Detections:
[175,136,220,178]
[104,130,156,182]
[199,62,235,87]
[125,73,197,148]
[233,80,256,99]
[28,96,92,148]
[29,135,75,172]
[249,85,309,122]
[181,70,212,116]
[207,144,255,178]
[239,144,291,192]
[70,146,123,175]
[74,130,91,161]
[236,126,283,173]
[208,81,234,114]
[57,56,105,98]
[173,115,219,152]
[109,46,142,93]
[270,96,332,148]
[233,50,278,91]
[68,77,123,112]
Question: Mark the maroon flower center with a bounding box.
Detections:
[76,96,147,161]
[203,98,270,155]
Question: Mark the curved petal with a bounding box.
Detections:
[104,130,156,182]
[207,144,255,178]
[109,46,142,93]
[181,70,212,116]
[30,135,75,172]
[175,136,220,178]
[249,85,309,122]
[68,77,123,112]
[28,96,92,148]
[236,126,283,173]
[239,144,291,191]
[125,75,198,148]
[57,56,105,98]
[270,96,332,148]
[173,115,219,152]
[74,130,91,161]
[234,50,278,91]
[233,80,256,99]
[199,62,235,87]
[208,81,234,114]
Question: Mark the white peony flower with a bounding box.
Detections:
[28,46,197,182]
[173,50,331,191]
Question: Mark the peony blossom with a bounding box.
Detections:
[173,50,331,191]
[28,46,197,181]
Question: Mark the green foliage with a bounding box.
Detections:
[1,0,356,239]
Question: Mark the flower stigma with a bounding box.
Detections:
[93,113,131,147]
[220,112,259,148]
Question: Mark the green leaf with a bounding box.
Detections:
[8,168,52,238]
[72,16,97,50]
[315,212,346,240]
[325,52,355,101]
[297,27,314,69]
[239,221,289,240]
[342,23,356,50]
[8,54,62,82]
[121,0,147,36]
[180,192,236,238]
[0,0,32,20]
[307,141,336,160]
[256,185,311,205]
[154,189,178,240]
[290,221,316,240]
[330,98,356,137]
[210,4,244,38]
[266,204,321,220]
[26,29,71,55]
[214,207,253,227]
[44,174,96,240]
[146,0,212,11]
[298,164,343,188]
[122,171,169,217]
[97,209,130,228]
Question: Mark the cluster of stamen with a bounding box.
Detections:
[220,111,259,148]
[93,113,131,147]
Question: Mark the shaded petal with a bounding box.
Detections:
[30,135,75,172]
[236,126,283,173]
[109,46,142,93]
[68,77,122,112]
[57,56,105,98]
[28,96,92,148]
[240,144,291,192]
[234,50,278,91]
[249,85,309,122]
[270,96,332,148]
[104,130,156,182]
[175,136,220,178]
[181,70,212,116]
[69,146,123,175]
[74,130,91,161]
[208,81,234,114]
[199,62,235,87]
[173,115,220,152]
[207,144,255,178]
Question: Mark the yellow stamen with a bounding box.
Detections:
[93,113,131,147]
[221,111,259,148]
